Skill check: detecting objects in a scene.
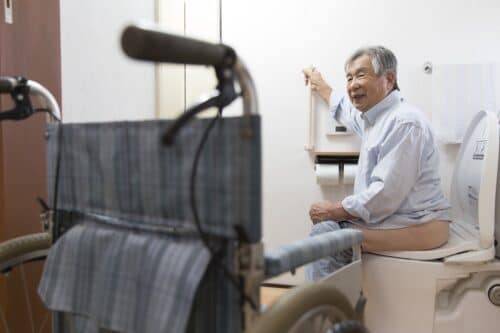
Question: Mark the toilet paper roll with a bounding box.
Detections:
[342,164,358,185]
[315,164,339,186]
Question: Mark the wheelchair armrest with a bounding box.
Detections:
[263,229,363,279]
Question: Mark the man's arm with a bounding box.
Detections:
[342,123,425,223]
[303,68,363,136]
[309,200,356,224]
[302,67,332,104]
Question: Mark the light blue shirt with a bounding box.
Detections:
[330,90,451,229]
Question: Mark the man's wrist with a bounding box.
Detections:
[320,86,333,105]
[332,201,353,220]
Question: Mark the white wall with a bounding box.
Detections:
[60,1,156,122]
[221,0,500,284]
[157,0,220,118]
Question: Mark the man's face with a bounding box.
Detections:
[345,54,393,112]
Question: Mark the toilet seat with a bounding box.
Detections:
[372,222,479,261]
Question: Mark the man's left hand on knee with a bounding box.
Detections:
[309,200,354,224]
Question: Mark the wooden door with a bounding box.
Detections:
[0,1,61,332]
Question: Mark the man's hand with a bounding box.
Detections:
[309,201,353,224]
[302,67,333,105]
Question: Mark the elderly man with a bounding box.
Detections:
[303,46,450,281]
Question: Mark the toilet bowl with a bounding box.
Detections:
[362,110,500,333]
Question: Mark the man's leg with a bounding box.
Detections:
[356,220,449,252]
[305,220,353,281]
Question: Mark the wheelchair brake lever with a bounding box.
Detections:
[162,92,221,145]
[0,105,34,121]
[162,71,240,146]
[0,77,35,121]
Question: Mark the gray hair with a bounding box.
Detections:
[345,46,399,91]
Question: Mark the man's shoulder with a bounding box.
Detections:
[389,101,431,129]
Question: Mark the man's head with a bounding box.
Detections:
[344,46,398,112]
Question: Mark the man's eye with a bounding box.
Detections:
[346,77,352,82]
[358,73,365,78]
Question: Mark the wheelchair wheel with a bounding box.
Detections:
[250,283,367,333]
[0,232,52,333]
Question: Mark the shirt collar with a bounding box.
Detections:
[360,90,402,125]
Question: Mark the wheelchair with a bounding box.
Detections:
[0,24,368,333]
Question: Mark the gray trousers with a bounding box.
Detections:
[305,220,354,281]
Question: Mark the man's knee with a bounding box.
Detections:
[310,220,341,236]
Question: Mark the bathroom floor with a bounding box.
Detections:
[260,285,290,306]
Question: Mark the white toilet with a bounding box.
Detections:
[362,110,500,333]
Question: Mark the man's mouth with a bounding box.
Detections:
[351,94,365,103]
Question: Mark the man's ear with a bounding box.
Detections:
[385,71,396,90]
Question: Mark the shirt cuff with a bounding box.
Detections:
[328,91,344,118]
[341,195,370,222]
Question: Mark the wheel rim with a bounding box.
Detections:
[288,304,349,333]
[0,249,49,273]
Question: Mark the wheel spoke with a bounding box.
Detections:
[38,312,50,333]
[319,316,333,332]
[20,264,36,333]
[289,305,349,333]
[0,301,12,333]
[226,282,363,333]
[314,313,333,333]
[0,234,51,333]
[312,315,323,331]
[301,319,315,333]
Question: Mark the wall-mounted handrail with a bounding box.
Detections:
[304,84,316,151]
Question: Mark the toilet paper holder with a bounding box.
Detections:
[316,155,358,185]
[316,155,358,166]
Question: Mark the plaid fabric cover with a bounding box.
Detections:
[185,241,242,333]
[49,242,242,333]
[264,229,363,278]
[40,222,210,333]
[38,116,261,333]
[45,116,261,242]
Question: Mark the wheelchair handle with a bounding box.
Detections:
[121,24,237,69]
[0,77,61,122]
[121,23,258,145]
[28,80,62,121]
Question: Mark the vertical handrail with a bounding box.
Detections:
[304,84,315,151]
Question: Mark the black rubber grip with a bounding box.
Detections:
[0,77,17,93]
[121,25,236,68]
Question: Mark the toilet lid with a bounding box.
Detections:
[450,110,498,251]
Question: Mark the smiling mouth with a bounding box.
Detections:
[351,94,365,103]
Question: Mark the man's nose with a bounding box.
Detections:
[348,78,360,91]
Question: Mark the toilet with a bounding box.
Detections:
[361,110,500,333]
